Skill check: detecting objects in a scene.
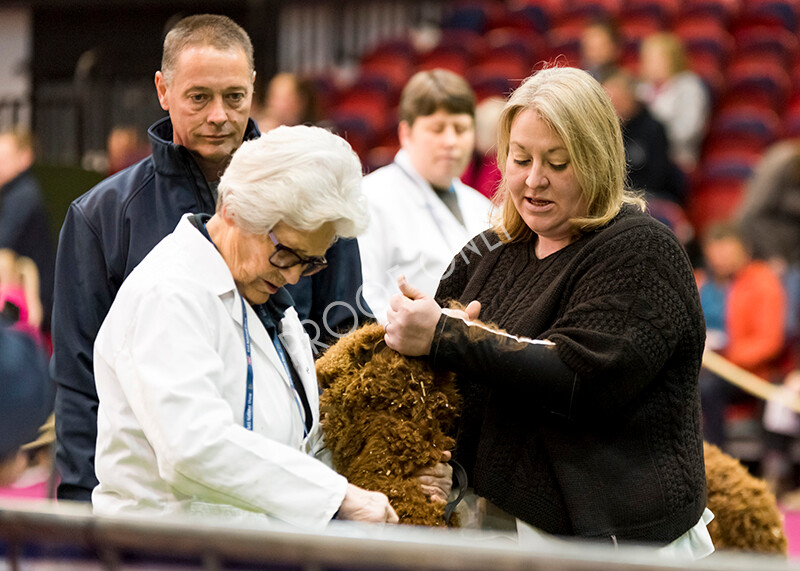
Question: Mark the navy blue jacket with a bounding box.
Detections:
[52,116,372,501]
[0,169,56,331]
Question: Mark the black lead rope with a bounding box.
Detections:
[444,460,469,525]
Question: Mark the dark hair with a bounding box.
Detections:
[161,14,254,82]
[399,69,476,126]
[702,222,746,247]
[584,16,622,47]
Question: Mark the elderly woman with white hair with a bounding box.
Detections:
[385,67,711,556]
[92,125,398,527]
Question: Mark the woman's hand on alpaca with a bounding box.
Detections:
[385,276,441,356]
[337,484,399,524]
[416,450,453,504]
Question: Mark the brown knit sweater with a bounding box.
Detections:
[433,205,707,543]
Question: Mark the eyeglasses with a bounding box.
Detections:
[268,232,328,277]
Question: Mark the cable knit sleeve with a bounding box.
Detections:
[546,223,703,417]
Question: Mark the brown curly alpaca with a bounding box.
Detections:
[316,322,460,526]
[318,323,787,546]
[704,442,787,554]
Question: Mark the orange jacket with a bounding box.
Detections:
[699,261,786,379]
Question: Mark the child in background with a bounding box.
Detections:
[697,223,786,448]
[0,326,53,494]
[0,248,44,346]
[0,415,56,499]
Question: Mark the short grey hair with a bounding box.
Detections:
[161,14,254,84]
[217,125,369,238]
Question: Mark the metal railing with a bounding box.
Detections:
[1,499,799,570]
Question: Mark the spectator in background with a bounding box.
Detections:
[0,129,55,334]
[0,249,44,344]
[0,415,56,499]
[737,139,800,269]
[106,125,149,175]
[737,139,800,350]
[0,325,53,490]
[696,223,786,448]
[462,96,504,200]
[602,69,684,205]
[358,69,492,323]
[638,33,710,172]
[580,17,623,83]
[52,14,371,504]
[254,72,321,133]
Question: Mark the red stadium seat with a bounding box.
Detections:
[680,0,741,27]
[686,180,746,237]
[417,51,471,76]
[482,26,545,68]
[505,3,554,34]
[435,28,487,60]
[546,16,586,67]
[725,56,791,108]
[440,2,493,34]
[699,139,764,183]
[782,96,800,138]
[739,0,799,33]
[688,52,727,102]
[732,25,799,67]
[560,0,623,20]
[674,18,734,65]
[625,0,681,25]
[359,53,415,97]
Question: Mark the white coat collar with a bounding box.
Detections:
[393,149,462,196]
[172,214,238,301]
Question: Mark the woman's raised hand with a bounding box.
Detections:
[385,276,442,356]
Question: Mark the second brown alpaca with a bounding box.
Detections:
[316,322,460,526]
[704,442,787,554]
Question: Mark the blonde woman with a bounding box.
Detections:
[638,32,710,171]
[385,66,711,556]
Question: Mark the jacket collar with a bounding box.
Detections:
[147,116,261,180]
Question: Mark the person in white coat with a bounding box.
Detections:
[359,69,493,323]
[92,125,400,528]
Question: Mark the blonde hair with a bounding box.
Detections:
[641,32,689,76]
[492,66,644,243]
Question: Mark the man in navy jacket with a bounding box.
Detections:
[52,14,371,502]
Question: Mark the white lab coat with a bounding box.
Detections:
[93,214,347,528]
[359,150,493,322]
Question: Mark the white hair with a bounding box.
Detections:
[217,125,368,237]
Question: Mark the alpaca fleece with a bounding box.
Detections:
[316,322,460,526]
[704,442,787,554]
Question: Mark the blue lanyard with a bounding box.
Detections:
[239,295,309,437]
[239,295,255,431]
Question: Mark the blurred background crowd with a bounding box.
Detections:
[3,0,800,507]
